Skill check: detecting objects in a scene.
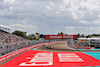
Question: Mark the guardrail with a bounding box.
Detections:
[0,40,55,56]
[0,41,27,56]
[0,41,66,63]
[67,39,100,49]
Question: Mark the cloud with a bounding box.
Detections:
[65,26,100,35]
[9,23,38,35]
[0,0,100,35]
[81,20,88,24]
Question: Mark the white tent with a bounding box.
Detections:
[78,38,100,40]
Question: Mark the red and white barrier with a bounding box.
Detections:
[0,47,29,63]
[0,41,66,63]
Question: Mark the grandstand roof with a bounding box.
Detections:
[0,25,13,33]
[0,25,12,29]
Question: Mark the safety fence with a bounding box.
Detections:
[0,40,66,56]
[0,41,66,63]
[67,39,100,49]
[0,41,27,56]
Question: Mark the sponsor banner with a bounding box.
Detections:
[45,35,78,39]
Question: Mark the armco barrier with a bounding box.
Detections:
[67,44,86,49]
[0,47,29,63]
[0,41,66,63]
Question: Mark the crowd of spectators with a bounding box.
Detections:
[0,30,28,56]
[0,30,26,45]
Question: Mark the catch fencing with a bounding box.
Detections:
[0,40,66,56]
[67,39,100,49]
[0,41,27,56]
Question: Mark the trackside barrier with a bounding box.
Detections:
[67,44,86,49]
[67,41,86,49]
[0,47,30,63]
[0,41,66,63]
[67,40,85,48]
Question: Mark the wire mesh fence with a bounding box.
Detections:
[0,39,67,56]
[67,39,100,49]
[0,41,27,56]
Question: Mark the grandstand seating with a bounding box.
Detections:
[0,30,26,44]
[0,30,27,56]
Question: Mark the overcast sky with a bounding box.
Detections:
[0,0,100,35]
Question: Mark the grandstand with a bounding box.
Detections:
[0,25,54,56]
[0,25,12,33]
[0,25,27,56]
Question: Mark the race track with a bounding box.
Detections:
[1,42,100,67]
[36,42,100,52]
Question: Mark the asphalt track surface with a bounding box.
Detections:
[36,42,100,52]
[1,42,100,67]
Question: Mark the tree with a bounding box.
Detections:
[78,33,80,37]
[81,34,85,37]
[39,34,45,38]
[35,32,40,40]
[12,30,28,39]
[36,32,40,36]
[58,32,64,35]
[61,32,63,35]
[28,34,36,40]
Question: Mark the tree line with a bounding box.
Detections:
[78,33,100,38]
[12,31,66,40]
[12,30,100,40]
[12,30,42,40]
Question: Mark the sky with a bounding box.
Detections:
[0,0,100,35]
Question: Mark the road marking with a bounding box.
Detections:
[26,57,31,59]
[58,53,84,62]
[19,53,53,66]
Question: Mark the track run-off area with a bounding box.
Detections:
[1,41,100,67]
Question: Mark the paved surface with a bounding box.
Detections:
[1,50,100,67]
[0,50,29,65]
[1,42,100,67]
[37,42,100,52]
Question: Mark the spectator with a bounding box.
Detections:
[0,31,26,44]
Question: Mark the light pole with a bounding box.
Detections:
[88,27,91,46]
[88,27,89,36]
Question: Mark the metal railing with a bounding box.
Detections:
[0,39,67,56]
[0,41,27,56]
[67,39,100,49]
